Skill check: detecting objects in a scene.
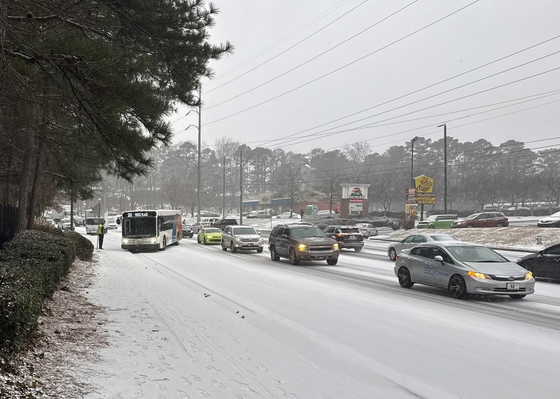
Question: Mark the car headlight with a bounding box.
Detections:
[467,271,491,280]
[333,243,339,251]
[297,243,308,251]
[525,271,533,280]
[258,237,264,241]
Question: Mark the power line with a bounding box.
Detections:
[205,0,371,94]
[205,0,416,99]
[265,50,560,148]
[266,64,560,150]
[202,0,480,126]
[255,34,560,148]
[207,0,353,83]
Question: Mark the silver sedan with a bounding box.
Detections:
[394,242,535,299]
[387,233,460,261]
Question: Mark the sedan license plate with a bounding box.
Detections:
[348,236,356,240]
[506,283,520,290]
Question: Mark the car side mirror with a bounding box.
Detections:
[434,255,444,263]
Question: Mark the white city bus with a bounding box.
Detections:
[121,210,182,252]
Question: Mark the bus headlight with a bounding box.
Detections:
[123,238,130,244]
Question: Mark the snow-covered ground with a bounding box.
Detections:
[5,223,560,398]
[60,227,560,398]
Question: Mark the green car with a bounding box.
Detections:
[197,227,222,244]
[416,214,458,229]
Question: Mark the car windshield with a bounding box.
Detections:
[429,235,459,241]
[291,227,325,238]
[204,228,221,233]
[446,245,508,263]
[233,227,257,235]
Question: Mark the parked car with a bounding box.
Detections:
[354,223,378,237]
[268,224,339,265]
[451,212,509,228]
[537,211,560,227]
[212,218,238,231]
[256,210,272,218]
[221,225,264,253]
[394,242,535,299]
[197,227,222,245]
[517,243,560,281]
[416,214,458,229]
[387,233,460,261]
[246,211,258,219]
[323,225,364,252]
[183,224,194,238]
[278,211,300,219]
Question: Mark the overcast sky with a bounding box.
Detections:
[169,0,560,156]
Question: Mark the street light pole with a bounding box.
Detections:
[438,123,448,213]
[197,85,202,224]
[411,136,419,188]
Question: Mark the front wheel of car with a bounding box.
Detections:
[448,275,468,299]
[327,258,338,266]
[270,246,280,261]
[354,247,362,253]
[230,242,237,253]
[204,237,208,245]
[509,294,526,299]
[397,267,414,288]
[257,248,263,253]
[428,225,435,229]
[388,248,397,261]
[289,248,300,265]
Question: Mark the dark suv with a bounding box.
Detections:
[269,224,340,265]
[212,218,238,231]
[451,212,509,228]
[324,225,364,252]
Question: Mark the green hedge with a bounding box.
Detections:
[64,231,94,261]
[0,230,82,362]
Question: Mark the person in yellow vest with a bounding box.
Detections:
[98,221,105,250]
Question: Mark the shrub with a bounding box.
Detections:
[0,261,44,358]
[0,231,76,362]
[1,231,75,299]
[64,231,94,261]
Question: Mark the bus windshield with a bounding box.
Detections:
[122,217,156,237]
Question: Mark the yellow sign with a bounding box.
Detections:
[416,195,436,205]
[414,175,434,193]
[406,204,417,219]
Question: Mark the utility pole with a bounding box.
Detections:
[438,123,448,213]
[197,85,202,224]
[411,136,418,188]
[222,156,226,218]
[239,151,243,225]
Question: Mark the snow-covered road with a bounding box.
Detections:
[82,230,560,399]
